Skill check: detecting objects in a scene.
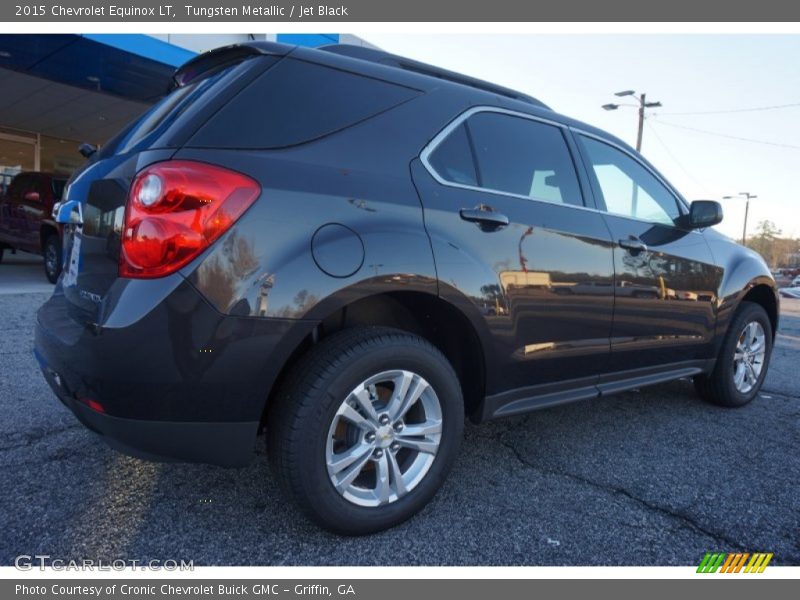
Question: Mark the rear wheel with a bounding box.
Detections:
[694,301,773,407]
[267,327,463,535]
[43,233,62,283]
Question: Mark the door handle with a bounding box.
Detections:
[618,237,648,254]
[459,206,509,229]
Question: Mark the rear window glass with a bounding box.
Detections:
[8,174,29,197]
[98,58,258,158]
[189,58,420,149]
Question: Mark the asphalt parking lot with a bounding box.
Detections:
[1,256,798,566]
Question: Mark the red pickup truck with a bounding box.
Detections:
[0,172,67,283]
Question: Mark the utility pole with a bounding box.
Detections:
[603,91,662,152]
[724,192,757,245]
[636,94,646,152]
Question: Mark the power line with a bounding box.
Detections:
[645,121,712,194]
[657,102,800,116]
[651,119,800,150]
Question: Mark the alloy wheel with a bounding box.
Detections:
[325,369,443,507]
[732,321,766,394]
[45,243,58,279]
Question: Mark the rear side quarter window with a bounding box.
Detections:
[189,58,421,149]
[427,124,477,187]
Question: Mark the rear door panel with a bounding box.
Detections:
[415,159,615,394]
[412,109,616,398]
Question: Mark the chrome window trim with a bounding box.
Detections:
[419,105,696,230]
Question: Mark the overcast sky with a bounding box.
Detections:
[363,34,800,241]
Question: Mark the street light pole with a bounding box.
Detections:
[603,90,662,153]
[741,192,756,246]
[723,192,757,245]
[636,93,646,152]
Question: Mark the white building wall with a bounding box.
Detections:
[147,34,268,53]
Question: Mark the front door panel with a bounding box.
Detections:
[572,132,723,373]
[604,216,721,370]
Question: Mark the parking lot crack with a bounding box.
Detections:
[494,434,748,551]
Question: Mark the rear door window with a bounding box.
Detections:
[427,111,584,207]
[189,59,421,149]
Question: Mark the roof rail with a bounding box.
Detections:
[320,44,549,109]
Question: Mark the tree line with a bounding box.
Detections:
[745,220,800,269]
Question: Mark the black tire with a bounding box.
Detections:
[694,301,773,407]
[43,233,62,284]
[267,326,464,535]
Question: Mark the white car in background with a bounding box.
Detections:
[779,276,800,299]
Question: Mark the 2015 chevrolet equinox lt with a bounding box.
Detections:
[35,42,779,535]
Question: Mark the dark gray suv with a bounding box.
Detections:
[35,42,778,534]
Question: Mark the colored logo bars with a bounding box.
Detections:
[697,552,773,573]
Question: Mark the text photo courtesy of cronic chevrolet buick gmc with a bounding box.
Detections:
[34,42,778,535]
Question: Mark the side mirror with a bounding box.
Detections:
[23,191,40,202]
[688,200,723,229]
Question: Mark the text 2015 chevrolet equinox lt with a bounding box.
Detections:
[35,42,779,535]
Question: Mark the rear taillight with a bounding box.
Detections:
[120,160,260,278]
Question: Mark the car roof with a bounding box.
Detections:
[318,44,548,109]
[175,41,641,159]
[297,43,637,153]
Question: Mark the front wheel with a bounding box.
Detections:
[695,301,773,407]
[267,327,464,535]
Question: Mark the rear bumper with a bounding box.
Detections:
[34,280,316,466]
[37,364,257,466]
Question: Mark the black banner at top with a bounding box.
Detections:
[2,0,800,22]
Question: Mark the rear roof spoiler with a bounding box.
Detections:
[320,44,549,109]
[173,41,294,87]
